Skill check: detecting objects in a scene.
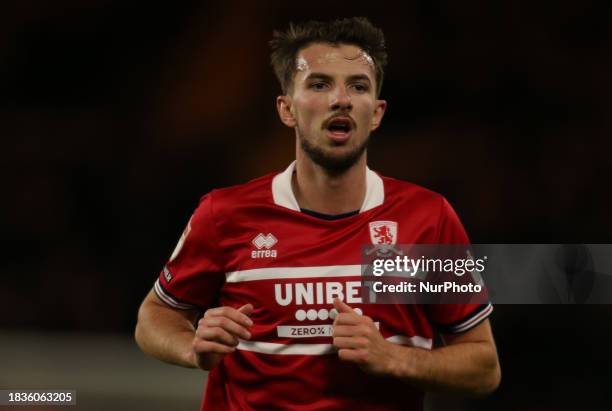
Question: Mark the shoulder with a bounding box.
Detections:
[378,173,469,242]
[379,174,447,209]
[209,173,275,203]
[192,172,277,221]
[378,173,464,228]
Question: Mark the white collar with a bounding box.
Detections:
[271,161,384,213]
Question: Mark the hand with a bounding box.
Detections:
[192,304,253,370]
[332,298,395,375]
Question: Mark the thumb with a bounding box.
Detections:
[238,303,254,316]
[333,298,354,313]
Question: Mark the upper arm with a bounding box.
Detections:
[135,287,202,368]
[138,287,200,326]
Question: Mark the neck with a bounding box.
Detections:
[292,147,367,215]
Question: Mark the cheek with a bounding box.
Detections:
[356,104,376,125]
[294,100,321,125]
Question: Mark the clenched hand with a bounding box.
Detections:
[332,298,397,376]
[192,304,253,370]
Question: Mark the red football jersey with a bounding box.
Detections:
[155,162,493,411]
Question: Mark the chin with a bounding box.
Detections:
[305,145,367,175]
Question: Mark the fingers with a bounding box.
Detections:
[204,305,253,328]
[333,336,369,350]
[333,324,371,338]
[331,308,380,368]
[238,303,254,316]
[332,324,373,351]
[332,298,362,328]
[194,304,254,361]
[333,309,373,331]
[333,298,354,314]
[190,304,254,370]
[199,315,251,340]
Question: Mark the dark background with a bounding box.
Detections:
[2,1,611,410]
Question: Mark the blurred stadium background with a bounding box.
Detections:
[2,1,612,410]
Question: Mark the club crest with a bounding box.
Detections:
[369,221,398,245]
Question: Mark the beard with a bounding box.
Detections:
[298,128,369,176]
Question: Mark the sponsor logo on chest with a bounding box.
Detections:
[274,281,367,337]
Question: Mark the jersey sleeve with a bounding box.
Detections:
[425,197,493,334]
[154,193,225,311]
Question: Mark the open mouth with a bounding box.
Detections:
[325,117,354,142]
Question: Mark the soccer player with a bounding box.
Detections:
[135,17,501,410]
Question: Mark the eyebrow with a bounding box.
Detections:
[304,72,372,84]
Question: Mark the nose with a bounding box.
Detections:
[330,85,352,111]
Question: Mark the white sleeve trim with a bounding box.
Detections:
[446,303,494,334]
[153,278,199,310]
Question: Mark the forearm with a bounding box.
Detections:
[387,341,501,396]
[135,297,198,369]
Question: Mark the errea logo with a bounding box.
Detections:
[251,233,278,259]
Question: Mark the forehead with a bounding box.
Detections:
[294,43,375,80]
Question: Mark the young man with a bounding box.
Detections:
[135,17,500,411]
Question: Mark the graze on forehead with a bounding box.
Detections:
[294,44,375,72]
[344,50,374,66]
[296,57,308,72]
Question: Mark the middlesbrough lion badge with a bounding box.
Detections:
[369,221,398,245]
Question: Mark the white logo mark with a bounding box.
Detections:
[252,233,277,249]
[251,233,278,259]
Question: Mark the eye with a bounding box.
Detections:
[351,83,369,93]
[309,82,329,91]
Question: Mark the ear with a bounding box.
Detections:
[370,99,387,131]
[276,95,296,128]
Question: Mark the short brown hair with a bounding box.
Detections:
[270,17,387,97]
